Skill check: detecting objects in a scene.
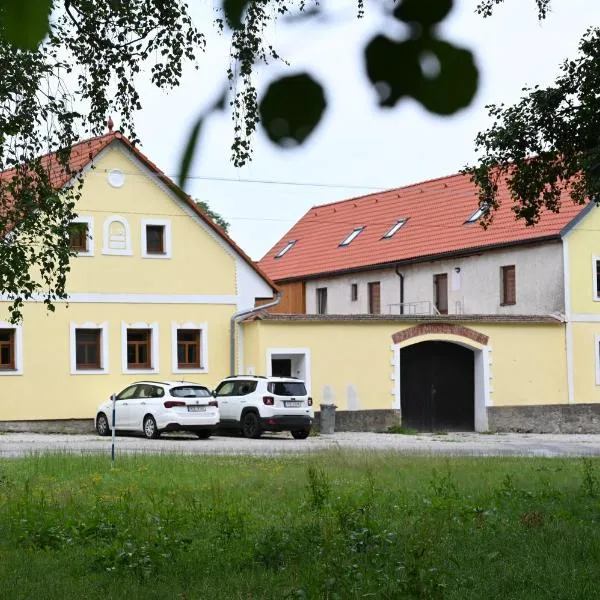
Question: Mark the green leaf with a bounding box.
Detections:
[177,116,204,190]
[364,35,478,115]
[394,0,454,27]
[0,0,53,50]
[259,73,326,147]
[223,0,248,29]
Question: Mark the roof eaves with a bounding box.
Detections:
[271,235,562,283]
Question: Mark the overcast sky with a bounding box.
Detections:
[127,0,600,260]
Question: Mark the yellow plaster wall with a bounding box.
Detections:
[0,302,233,420]
[242,321,567,411]
[567,205,600,315]
[571,322,600,403]
[66,145,236,295]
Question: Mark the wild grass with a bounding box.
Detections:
[1,452,600,599]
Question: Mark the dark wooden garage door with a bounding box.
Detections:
[400,341,474,432]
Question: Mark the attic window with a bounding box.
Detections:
[340,227,365,247]
[465,204,489,224]
[275,240,296,258]
[382,218,407,239]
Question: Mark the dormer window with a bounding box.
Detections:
[465,204,489,224]
[340,226,365,247]
[275,240,296,258]
[382,219,407,239]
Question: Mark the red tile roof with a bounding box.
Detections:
[258,172,588,282]
[1,132,277,293]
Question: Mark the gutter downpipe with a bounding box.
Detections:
[230,292,282,375]
[394,265,404,315]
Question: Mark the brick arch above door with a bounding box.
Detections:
[391,323,489,346]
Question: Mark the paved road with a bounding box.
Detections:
[3,431,600,457]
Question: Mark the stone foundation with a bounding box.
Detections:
[314,409,401,433]
[488,404,600,434]
[0,419,95,434]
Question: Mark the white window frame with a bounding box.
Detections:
[0,321,23,376]
[69,322,109,375]
[71,216,94,256]
[102,215,132,256]
[592,256,600,301]
[121,321,159,374]
[141,219,172,259]
[465,204,489,224]
[171,322,209,374]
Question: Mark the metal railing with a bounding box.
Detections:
[386,301,441,316]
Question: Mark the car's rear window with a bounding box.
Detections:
[170,386,211,398]
[267,382,307,396]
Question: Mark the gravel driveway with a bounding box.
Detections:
[3,431,600,458]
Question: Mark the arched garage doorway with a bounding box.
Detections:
[400,341,475,432]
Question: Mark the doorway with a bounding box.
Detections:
[400,341,474,431]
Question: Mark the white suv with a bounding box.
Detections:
[213,375,313,439]
[95,381,220,439]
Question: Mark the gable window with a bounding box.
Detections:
[141,219,172,259]
[0,329,15,370]
[501,265,516,305]
[102,216,132,255]
[351,283,358,302]
[339,226,365,247]
[275,240,296,258]
[69,222,88,252]
[465,204,489,224]
[368,282,381,314]
[127,329,152,369]
[75,329,102,370]
[316,287,328,315]
[146,225,165,254]
[70,322,109,375]
[68,217,94,255]
[382,219,407,239]
[433,273,448,314]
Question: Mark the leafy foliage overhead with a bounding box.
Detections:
[0,0,554,321]
[467,24,600,227]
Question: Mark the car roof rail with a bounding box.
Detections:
[224,374,267,379]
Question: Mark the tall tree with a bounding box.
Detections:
[468,0,600,227]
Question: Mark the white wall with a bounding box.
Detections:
[305,242,564,316]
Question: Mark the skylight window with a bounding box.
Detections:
[275,240,296,258]
[382,218,408,239]
[339,227,365,247]
[465,204,489,224]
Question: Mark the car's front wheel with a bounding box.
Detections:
[291,429,310,440]
[242,411,262,439]
[96,413,110,437]
[143,415,160,439]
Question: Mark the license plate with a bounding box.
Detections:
[285,401,302,408]
[188,406,207,412]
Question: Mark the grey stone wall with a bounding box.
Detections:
[488,405,600,434]
[0,419,95,434]
[314,409,401,433]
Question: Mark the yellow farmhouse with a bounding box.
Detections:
[3,135,600,434]
[0,132,276,429]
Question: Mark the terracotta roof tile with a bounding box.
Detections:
[258,172,588,281]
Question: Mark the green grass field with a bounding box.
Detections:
[1,452,600,599]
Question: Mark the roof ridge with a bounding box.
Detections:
[310,171,468,211]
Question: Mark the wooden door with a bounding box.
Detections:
[368,282,381,314]
[400,342,474,431]
[434,274,448,314]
